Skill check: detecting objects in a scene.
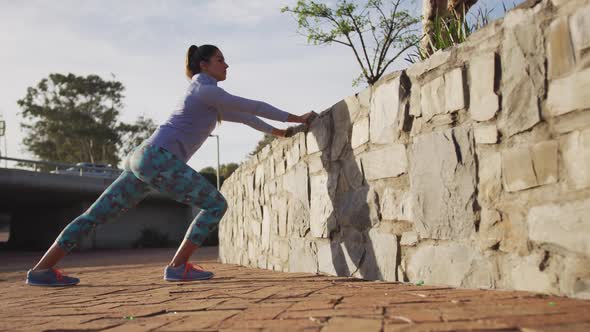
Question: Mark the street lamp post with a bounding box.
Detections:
[209,134,220,190]
[0,119,6,168]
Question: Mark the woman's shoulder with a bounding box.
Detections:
[191,83,226,99]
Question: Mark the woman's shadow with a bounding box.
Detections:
[301,95,387,281]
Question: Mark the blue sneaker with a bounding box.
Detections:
[164,263,213,281]
[26,268,80,287]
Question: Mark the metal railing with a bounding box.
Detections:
[0,156,123,177]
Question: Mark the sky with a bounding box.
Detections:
[0,0,520,172]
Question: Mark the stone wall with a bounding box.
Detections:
[219,0,590,299]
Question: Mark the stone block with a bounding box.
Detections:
[351,116,369,149]
[261,205,271,251]
[254,165,264,188]
[506,252,558,294]
[269,156,276,180]
[528,198,590,256]
[559,255,590,299]
[420,75,445,121]
[444,68,466,113]
[400,231,418,246]
[309,172,337,238]
[553,110,590,134]
[480,208,501,231]
[531,141,558,186]
[409,81,421,117]
[409,117,423,137]
[380,187,402,221]
[274,154,286,177]
[317,240,337,276]
[359,144,407,181]
[362,229,398,281]
[570,5,590,59]
[287,196,310,238]
[500,18,543,137]
[306,115,331,154]
[502,140,558,192]
[342,155,364,190]
[561,128,590,189]
[548,16,575,79]
[478,208,503,250]
[286,140,300,169]
[298,133,307,157]
[260,144,271,160]
[336,186,380,230]
[283,163,309,207]
[257,254,268,269]
[406,243,495,288]
[289,238,318,273]
[502,146,538,192]
[331,97,356,160]
[307,155,324,174]
[547,68,590,117]
[279,239,289,261]
[369,73,411,139]
[469,52,498,122]
[409,126,477,240]
[357,85,372,110]
[406,49,451,78]
[370,75,401,145]
[474,124,499,144]
[247,241,257,264]
[317,231,365,277]
[250,219,261,239]
[380,188,413,222]
[272,197,287,236]
[550,0,568,6]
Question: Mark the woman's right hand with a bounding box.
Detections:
[287,111,318,125]
[300,111,318,125]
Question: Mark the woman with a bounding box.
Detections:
[26,44,317,286]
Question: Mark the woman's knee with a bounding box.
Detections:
[202,192,227,219]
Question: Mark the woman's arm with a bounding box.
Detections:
[199,85,291,122]
[220,110,287,137]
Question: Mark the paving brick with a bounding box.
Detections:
[322,317,382,332]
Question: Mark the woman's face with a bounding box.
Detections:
[201,49,228,81]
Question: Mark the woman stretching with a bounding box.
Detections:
[26,44,317,286]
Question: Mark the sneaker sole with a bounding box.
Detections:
[163,275,214,282]
[26,280,79,287]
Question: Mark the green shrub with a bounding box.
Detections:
[405,2,515,64]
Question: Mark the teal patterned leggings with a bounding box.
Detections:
[56,143,227,252]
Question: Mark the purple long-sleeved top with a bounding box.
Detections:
[145,73,290,162]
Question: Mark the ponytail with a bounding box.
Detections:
[185,45,199,79]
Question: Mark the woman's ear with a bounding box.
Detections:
[199,60,208,72]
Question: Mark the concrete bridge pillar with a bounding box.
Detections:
[8,202,88,250]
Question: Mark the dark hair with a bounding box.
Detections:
[185,44,219,79]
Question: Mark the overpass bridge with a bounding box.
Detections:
[0,167,195,250]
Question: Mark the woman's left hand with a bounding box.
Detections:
[271,128,287,137]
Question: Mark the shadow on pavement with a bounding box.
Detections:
[0,246,218,273]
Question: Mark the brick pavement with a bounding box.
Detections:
[1,247,589,332]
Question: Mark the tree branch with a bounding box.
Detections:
[376,0,401,74]
[344,8,374,77]
[377,40,419,77]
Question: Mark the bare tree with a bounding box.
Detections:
[282,0,421,86]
